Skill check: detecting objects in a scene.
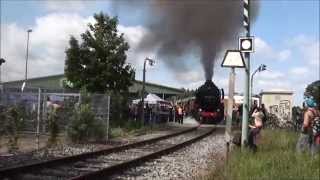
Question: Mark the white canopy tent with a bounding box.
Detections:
[132,93,170,105]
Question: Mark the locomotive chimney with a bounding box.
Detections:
[205,80,214,85]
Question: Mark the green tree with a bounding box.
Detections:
[305,80,320,108]
[65,12,135,93]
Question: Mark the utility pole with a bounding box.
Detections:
[241,0,251,146]
[23,29,32,91]
[141,57,155,125]
[250,64,267,107]
[141,59,147,125]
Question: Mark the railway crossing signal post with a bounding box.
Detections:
[241,0,252,147]
[222,50,245,161]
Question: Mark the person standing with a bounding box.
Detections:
[144,103,149,125]
[260,104,267,124]
[169,106,173,122]
[237,104,243,128]
[177,105,183,124]
[248,108,264,152]
[296,96,320,155]
[250,101,258,117]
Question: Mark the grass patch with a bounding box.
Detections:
[110,120,165,138]
[206,129,320,180]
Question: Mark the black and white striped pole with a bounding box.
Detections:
[241,0,251,147]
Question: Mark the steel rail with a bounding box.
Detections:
[0,127,197,178]
[71,128,215,180]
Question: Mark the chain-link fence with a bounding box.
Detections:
[0,87,110,152]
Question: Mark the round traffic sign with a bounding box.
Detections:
[241,39,252,50]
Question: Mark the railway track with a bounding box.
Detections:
[0,126,215,180]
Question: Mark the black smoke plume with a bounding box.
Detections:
[112,0,260,80]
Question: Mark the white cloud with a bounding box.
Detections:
[184,81,203,90]
[0,13,156,82]
[117,25,157,70]
[251,70,292,95]
[175,71,202,83]
[257,70,285,80]
[278,49,291,61]
[214,77,229,89]
[288,35,319,66]
[289,67,308,76]
[254,37,291,61]
[174,74,228,91]
[1,13,93,81]
[45,0,91,12]
[118,25,147,48]
[256,79,291,91]
[300,41,319,66]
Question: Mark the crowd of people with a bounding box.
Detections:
[128,102,186,125]
[129,93,320,155]
[244,95,320,155]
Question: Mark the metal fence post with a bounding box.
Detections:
[42,93,46,133]
[106,95,110,141]
[36,88,41,150]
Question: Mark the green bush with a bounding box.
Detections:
[109,120,160,138]
[110,127,125,138]
[67,104,107,143]
[1,106,25,152]
[0,106,6,138]
[47,107,60,146]
[292,106,304,131]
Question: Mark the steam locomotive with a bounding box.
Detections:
[194,80,224,124]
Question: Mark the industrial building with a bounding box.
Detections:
[2,74,183,99]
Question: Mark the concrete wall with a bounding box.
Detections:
[261,91,293,122]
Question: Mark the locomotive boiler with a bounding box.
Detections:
[194,80,224,124]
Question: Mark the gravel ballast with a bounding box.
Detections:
[0,126,192,169]
[112,132,226,180]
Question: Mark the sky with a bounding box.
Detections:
[0,0,319,106]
